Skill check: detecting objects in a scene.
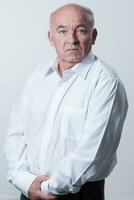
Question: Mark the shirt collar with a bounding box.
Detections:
[46,52,96,80]
[70,52,95,79]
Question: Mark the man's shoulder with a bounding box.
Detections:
[28,58,55,81]
[33,59,54,76]
[90,56,121,82]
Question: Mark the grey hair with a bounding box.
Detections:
[50,3,95,29]
[81,5,95,29]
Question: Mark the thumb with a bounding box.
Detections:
[41,175,49,181]
[36,175,49,185]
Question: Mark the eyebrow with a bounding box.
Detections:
[56,24,88,31]
[56,25,67,31]
[76,24,89,29]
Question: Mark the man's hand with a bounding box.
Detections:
[28,175,58,200]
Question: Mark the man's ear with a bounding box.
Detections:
[48,31,54,47]
[91,28,97,45]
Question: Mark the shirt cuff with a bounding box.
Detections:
[41,180,49,193]
[41,170,81,195]
[13,171,37,198]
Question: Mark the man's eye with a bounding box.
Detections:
[58,30,67,34]
[77,29,88,34]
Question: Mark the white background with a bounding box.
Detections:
[0,0,133,199]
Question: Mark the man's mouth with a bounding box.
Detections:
[66,48,79,51]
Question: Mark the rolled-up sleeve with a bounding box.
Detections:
[41,77,128,195]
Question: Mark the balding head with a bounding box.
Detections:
[50,4,95,31]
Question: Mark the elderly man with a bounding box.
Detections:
[5,3,128,200]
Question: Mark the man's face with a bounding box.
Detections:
[48,6,97,67]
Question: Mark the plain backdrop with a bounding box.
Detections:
[0,0,133,200]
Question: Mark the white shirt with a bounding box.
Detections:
[4,53,128,197]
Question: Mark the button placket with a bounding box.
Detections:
[39,74,78,173]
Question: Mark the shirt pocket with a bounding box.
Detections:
[60,106,87,141]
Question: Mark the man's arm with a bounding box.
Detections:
[4,77,36,197]
[41,77,128,195]
[4,69,57,199]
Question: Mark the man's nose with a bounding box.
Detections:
[67,31,79,44]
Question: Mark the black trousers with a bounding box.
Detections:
[20,179,105,200]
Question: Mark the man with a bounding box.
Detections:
[5,3,128,200]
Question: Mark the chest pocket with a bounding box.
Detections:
[60,106,87,141]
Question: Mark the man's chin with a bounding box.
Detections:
[64,56,83,64]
